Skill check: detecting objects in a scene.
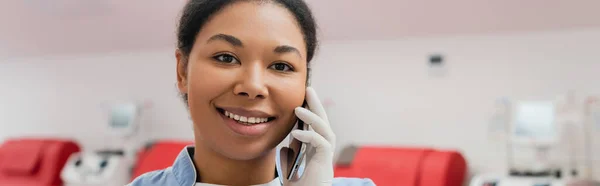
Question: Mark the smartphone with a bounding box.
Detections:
[286,100,309,180]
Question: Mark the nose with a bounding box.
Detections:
[233,63,269,99]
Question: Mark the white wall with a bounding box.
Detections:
[0,51,194,150]
[2,28,600,179]
[310,28,600,178]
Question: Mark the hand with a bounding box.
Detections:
[278,87,336,186]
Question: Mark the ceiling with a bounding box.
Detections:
[2,0,600,58]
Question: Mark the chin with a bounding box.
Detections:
[214,128,288,161]
[215,140,278,161]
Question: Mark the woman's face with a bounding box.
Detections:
[176,1,307,160]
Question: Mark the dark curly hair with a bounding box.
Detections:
[176,0,318,106]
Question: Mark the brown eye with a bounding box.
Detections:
[269,63,293,72]
[213,54,239,64]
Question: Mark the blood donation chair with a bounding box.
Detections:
[0,138,81,186]
[130,140,194,180]
[334,145,468,186]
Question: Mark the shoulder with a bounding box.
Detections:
[126,168,180,186]
[332,177,377,186]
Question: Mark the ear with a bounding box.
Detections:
[175,49,188,94]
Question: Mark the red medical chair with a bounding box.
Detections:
[130,140,194,180]
[334,146,467,186]
[0,138,81,186]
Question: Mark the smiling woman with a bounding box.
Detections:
[126,0,375,186]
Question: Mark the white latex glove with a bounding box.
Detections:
[277,87,336,186]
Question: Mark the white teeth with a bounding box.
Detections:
[223,110,269,124]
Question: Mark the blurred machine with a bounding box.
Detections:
[507,100,559,177]
[473,95,600,186]
[470,172,566,186]
[61,151,130,186]
[61,101,148,186]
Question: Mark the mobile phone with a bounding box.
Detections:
[286,100,309,180]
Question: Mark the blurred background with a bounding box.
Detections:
[1,0,600,186]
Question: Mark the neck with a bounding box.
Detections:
[193,142,277,186]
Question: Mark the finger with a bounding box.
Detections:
[305,87,329,122]
[295,107,335,144]
[291,130,332,155]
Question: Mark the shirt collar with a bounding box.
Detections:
[171,146,284,186]
[172,146,198,186]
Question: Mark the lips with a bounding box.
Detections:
[224,110,270,124]
[217,108,275,125]
[216,107,277,136]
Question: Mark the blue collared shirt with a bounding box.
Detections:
[127,146,375,186]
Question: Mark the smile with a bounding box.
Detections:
[216,107,276,126]
[225,111,269,124]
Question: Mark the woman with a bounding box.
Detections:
[128,0,375,185]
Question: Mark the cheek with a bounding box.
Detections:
[270,76,306,123]
[186,62,230,108]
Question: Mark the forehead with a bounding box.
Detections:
[195,2,307,57]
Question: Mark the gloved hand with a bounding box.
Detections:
[277,87,336,186]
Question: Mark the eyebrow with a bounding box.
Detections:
[206,33,302,58]
[207,34,243,47]
[274,45,302,59]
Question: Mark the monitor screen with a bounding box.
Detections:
[109,103,138,129]
[511,101,557,143]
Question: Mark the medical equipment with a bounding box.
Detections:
[470,173,600,186]
[586,98,600,178]
[61,151,130,186]
[108,102,142,138]
[474,99,570,186]
[507,100,560,176]
[61,101,149,186]
[470,173,566,186]
[491,93,599,182]
[564,97,600,186]
[555,93,600,185]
